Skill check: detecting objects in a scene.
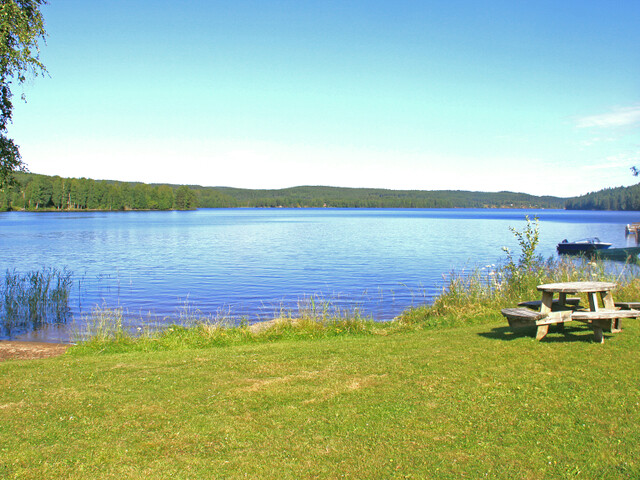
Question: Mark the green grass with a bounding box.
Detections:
[2,316,640,479]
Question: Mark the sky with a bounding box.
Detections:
[9,0,640,197]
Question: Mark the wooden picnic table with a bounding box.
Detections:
[536,281,617,314]
[502,281,640,343]
[537,281,625,343]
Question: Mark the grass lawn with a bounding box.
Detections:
[2,318,640,479]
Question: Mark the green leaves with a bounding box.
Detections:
[510,215,541,272]
[0,0,48,186]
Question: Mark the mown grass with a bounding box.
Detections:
[2,317,640,479]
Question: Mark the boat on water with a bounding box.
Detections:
[595,246,640,264]
[556,238,612,255]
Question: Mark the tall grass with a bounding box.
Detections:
[70,296,385,355]
[1,267,73,336]
[399,217,640,325]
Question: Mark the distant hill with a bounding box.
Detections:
[1,172,570,210]
[8,171,640,211]
[190,185,566,209]
[566,183,640,211]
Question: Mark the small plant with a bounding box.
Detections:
[76,306,126,342]
[502,215,542,277]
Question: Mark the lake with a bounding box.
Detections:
[2,208,640,342]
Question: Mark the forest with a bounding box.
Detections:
[0,173,198,211]
[565,183,640,210]
[0,173,568,211]
[192,185,566,209]
[6,172,640,212]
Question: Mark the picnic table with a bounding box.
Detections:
[502,281,640,343]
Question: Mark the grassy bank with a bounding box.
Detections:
[2,317,640,479]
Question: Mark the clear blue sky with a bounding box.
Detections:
[9,0,640,196]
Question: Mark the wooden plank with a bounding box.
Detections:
[602,291,615,309]
[501,308,546,321]
[587,292,598,311]
[593,326,604,344]
[537,282,617,293]
[601,291,619,330]
[536,310,572,325]
[535,312,572,339]
[615,301,640,310]
[518,298,581,308]
[571,310,640,321]
[540,291,554,314]
[536,325,549,341]
[502,309,571,339]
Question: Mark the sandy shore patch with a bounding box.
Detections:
[0,341,70,361]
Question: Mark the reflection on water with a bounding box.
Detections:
[2,208,640,342]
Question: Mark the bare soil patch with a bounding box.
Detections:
[0,341,69,361]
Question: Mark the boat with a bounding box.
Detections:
[556,238,612,255]
[595,246,640,264]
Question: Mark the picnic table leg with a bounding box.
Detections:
[587,292,599,311]
[555,292,573,333]
[536,324,549,341]
[540,292,554,314]
[537,292,555,339]
[591,319,609,344]
[593,326,604,343]
[558,292,567,305]
[601,291,621,333]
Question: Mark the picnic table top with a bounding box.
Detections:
[536,281,618,293]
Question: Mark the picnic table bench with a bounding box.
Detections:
[501,307,573,340]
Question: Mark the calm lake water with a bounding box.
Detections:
[2,208,640,342]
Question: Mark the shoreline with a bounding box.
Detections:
[0,317,293,360]
[0,340,70,361]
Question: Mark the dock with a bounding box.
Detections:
[625,223,640,235]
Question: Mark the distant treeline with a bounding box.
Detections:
[0,173,198,211]
[1,173,566,211]
[566,184,640,211]
[8,172,640,212]
[193,185,566,209]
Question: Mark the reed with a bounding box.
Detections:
[1,267,73,335]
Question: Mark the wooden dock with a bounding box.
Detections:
[625,223,640,235]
